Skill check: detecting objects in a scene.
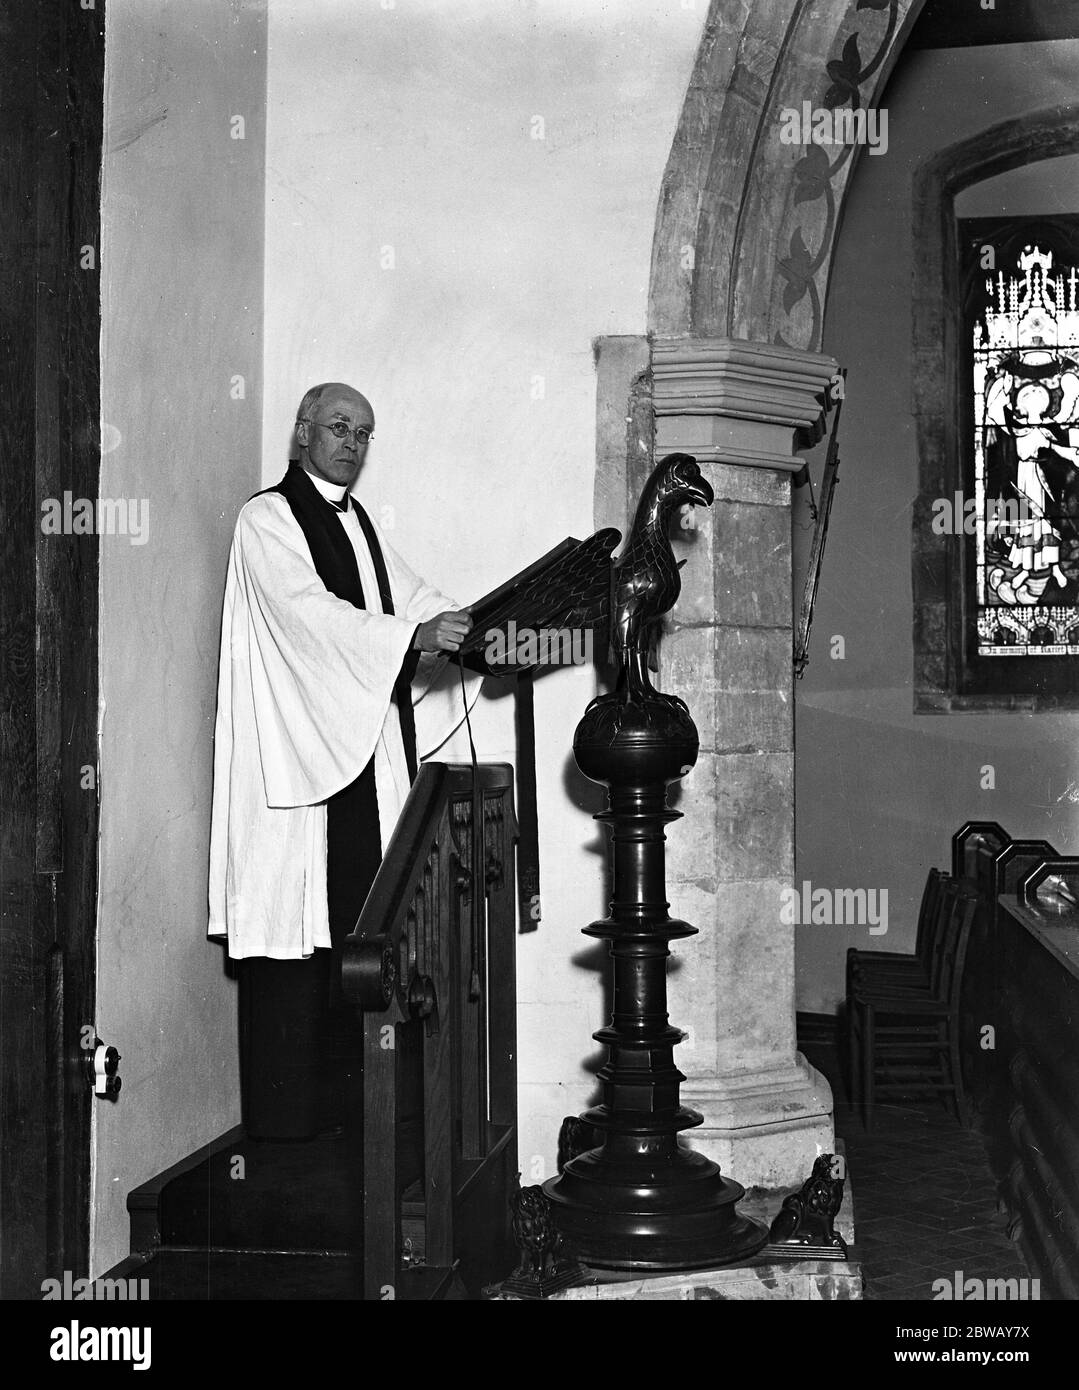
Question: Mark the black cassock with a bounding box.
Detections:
[239,463,418,1140]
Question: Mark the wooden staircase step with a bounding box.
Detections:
[102,1249,463,1301]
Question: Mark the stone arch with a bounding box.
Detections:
[613,0,935,1192]
[649,0,929,350]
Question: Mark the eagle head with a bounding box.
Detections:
[659,452,714,510]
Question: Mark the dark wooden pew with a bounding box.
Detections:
[951,823,1079,1299]
[952,823,1058,1122]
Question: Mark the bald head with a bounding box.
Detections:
[295,382,375,489]
[296,382,372,426]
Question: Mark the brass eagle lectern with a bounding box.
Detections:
[462,453,768,1274]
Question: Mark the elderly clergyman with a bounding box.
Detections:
[209,382,473,1141]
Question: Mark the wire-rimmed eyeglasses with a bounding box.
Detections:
[301,419,374,445]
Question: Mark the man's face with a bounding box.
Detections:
[296,386,375,488]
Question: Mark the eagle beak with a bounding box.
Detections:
[690,475,714,508]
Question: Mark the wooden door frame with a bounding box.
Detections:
[0,0,104,1298]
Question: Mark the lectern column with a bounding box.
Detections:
[542,689,767,1270]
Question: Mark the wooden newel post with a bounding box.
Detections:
[542,690,767,1270]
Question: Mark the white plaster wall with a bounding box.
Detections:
[794,40,1079,1015]
[262,0,702,1177]
[95,0,267,1274]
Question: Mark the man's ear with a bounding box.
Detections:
[295,420,309,447]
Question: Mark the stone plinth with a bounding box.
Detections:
[653,336,838,1189]
[492,1169,860,1301]
[548,1258,861,1301]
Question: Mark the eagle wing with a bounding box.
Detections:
[457,527,621,675]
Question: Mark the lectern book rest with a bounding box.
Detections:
[436,527,620,929]
[456,528,621,677]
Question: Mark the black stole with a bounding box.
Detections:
[260,463,420,941]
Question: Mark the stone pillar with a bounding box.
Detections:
[653,336,836,1189]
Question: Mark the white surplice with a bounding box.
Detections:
[209,474,478,959]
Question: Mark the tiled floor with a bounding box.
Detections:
[802,1036,1033,1301]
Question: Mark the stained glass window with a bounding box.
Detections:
[967,219,1079,658]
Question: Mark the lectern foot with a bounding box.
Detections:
[543,1146,769,1272]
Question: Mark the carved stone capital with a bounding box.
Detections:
[653,336,837,433]
[651,337,837,473]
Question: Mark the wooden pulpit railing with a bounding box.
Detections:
[342,761,519,1300]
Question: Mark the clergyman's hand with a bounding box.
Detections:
[413,610,473,653]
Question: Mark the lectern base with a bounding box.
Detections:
[543,1145,769,1272]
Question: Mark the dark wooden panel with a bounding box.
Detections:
[423,844,454,1268]
[0,0,50,1301]
[453,1124,516,1297]
[486,792,518,1131]
[43,0,103,1288]
[974,884,1079,1296]
[958,833,1060,1125]
[362,1010,401,1300]
[0,0,103,1297]
[454,795,485,1161]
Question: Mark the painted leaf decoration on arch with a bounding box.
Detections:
[793,143,832,206]
[778,227,814,314]
[824,33,863,109]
